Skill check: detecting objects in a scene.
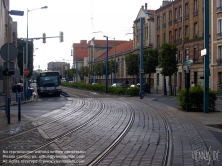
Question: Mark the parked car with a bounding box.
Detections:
[111,83,124,87]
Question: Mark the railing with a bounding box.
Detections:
[184,13,189,19]
[217,58,222,64]
[217,6,222,12]
[168,20,172,26]
[193,10,198,16]
[162,23,166,28]
[217,32,222,38]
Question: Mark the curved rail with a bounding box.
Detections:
[0,100,105,165]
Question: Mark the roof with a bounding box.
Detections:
[93,39,127,48]
[73,40,89,61]
[96,40,133,60]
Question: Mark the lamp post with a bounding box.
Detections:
[5,9,24,120]
[203,0,210,113]
[25,6,47,99]
[103,36,109,93]
[109,37,116,84]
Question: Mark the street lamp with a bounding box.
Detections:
[109,37,116,84]
[103,36,109,93]
[25,6,47,99]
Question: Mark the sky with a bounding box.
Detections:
[10,0,162,70]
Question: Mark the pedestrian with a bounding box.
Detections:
[191,81,195,87]
[220,82,222,100]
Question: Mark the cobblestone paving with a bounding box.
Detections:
[1,96,222,166]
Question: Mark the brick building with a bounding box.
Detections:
[154,0,205,91]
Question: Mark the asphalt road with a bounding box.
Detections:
[9,95,68,118]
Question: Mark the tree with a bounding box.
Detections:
[125,53,139,84]
[159,43,178,95]
[17,38,34,78]
[144,48,159,93]
[78,66,89,81]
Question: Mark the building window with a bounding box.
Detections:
[157,16,160,30]
[185,48,189,61]
[157,35,160,47]
[194,47,198,62]
[177,50,182,63]
[169,31,172,42]
[194,22,198,37]
[179,28,182,39]
[175,29,178,41]
[185,25,189,40]
[217,0,222,12]
[175,8,178,19]
[218,45,222,64]
[162,14,166,28]
[194,0,198,15]
[194,72,198,85]
[169,10,172,26]
[178,6,182,22]
[185,3,189,19]
[163,32,166,43]
[217,19,222,38]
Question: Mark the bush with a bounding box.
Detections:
[177,84,217,111]
[126,87,140,96]
[62,82,140,96]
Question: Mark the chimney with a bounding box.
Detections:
[145,3,147,10]
[141,5,144,10]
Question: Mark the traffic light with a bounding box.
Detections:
[43,33,46,43]
[60,31,63,42]
[3,68,14,76]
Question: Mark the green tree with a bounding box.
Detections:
[78,66,89,81]
[17,38,34,77]
[109,59,118,84]
[159,43,178,95]
[144,48,159,93]
[125,53,139,84]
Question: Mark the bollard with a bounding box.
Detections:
[7,97,10,124]
[18,97,21,121]
[16,91,18,102]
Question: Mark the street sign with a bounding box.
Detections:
[24,68,30,76]
[0,43,17,61]
[185,60,191,66]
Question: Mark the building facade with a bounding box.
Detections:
[154,0,205,92]
[211,0,222,91]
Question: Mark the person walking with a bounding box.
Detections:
[191,81,195,88]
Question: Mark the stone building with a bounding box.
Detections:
[154,0,205,92]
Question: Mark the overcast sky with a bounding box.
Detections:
[10,0,162,70]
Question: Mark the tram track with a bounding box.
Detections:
[135,99,173,166]
[0,99,86,142]
[0,100,105,165]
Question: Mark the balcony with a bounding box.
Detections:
[168,20,172,26]
[193,10,198,16]
[217,32,222,39]
[217,58,222,65]
[193,57,204,64]
[177,59,182,64]
[178,16,182,22]
[217,6,222,13]
[156,25,160,30]
[162,23,166,28]
[174,19,178,24]
[184,13,189,20]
